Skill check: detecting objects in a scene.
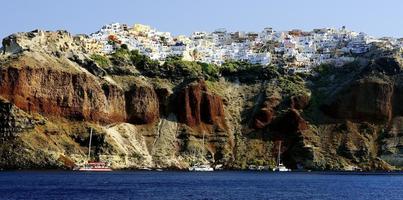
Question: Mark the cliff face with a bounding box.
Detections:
[1,30,403,171]
[177,80,226,130]
[0,63,126,123]
[125,84,159,124]
[321,77,394,122]
[251,93,280,129]
[0,97,39,137]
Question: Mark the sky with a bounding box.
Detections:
[1,0,402,39]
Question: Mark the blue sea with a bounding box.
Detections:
[0,171,402,200]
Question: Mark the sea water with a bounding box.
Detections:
[0,171,402,200]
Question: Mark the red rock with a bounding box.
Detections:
[155,87,172,116]
[0,66,126,123]
[177,81,203,127]
[177,80,226,130]
[290,94,310,110]
[253,108,275,129]
[201,92,225,126]
[125,84,159,124]
[271,109,308,134]
[321,78,393,122]
[251,95,281,129]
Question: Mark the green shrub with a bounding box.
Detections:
[129,50,159,70]
[278,75,308,96]
[200,62,220,81]
[90,54,111,68]
[220,60,263,75]
[314,63,332,75]
[163,57,202,77]
[120,44,128,50]
[110,48,131,66]
[220,61,239,74]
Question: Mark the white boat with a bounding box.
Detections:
[74,128,112,172]
[189,164,214,172]
[248,165,257,170]
[273,141,291,172]
[273,163,291,172]
[189,132,214,172]
[214,164,223,170]
[76,162,112,172]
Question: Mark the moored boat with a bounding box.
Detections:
[189,164,214,172]
[74,128,112,172]
[76,162,113,172]
[273,163,291,172]
[272,141,291,172]
[188,132,214,172]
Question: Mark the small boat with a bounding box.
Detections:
[188,132,214,172]
[139,167,152,171]
[248,165,257,171]
[273,141,291,172]
[249,165,268,171]
[273,163,291,172]
[189,164,214,172]
[214,164,224,170]
[74,128,112,172]
[76,162,112,172]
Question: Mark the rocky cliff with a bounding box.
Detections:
[0,30,402,171]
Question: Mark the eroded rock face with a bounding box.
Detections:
[392,75,403,116]
[177,80,226,130]
[252,108,275,129]
[321,57,403,124]
[251,95,281,129]
[0,98,39,138]
[321,77,394,122]
[201,92,226,126]
[290,94,310,110]
[2,34,22,54]
[0,65,127,123]
[380,116,403,167]
[125,84,159,124]
[271,109,308,135]
[154,87,172,117]
[2,30,88,56]
[177,81,203,127]
[370,57,402,76]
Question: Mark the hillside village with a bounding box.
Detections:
[1,23,401,74]
[77,23,403,73]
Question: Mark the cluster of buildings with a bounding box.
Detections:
[85,23,403,72]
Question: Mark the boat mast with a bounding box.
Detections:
[277,141,281,166]
[202,131,205,156]
[88,128,93,161]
